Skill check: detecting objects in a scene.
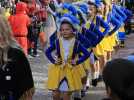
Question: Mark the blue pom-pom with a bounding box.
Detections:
[62,3,71,9]
[68,5,78,15]
[62,13,80,24]
[62,3,78,15]
[79,4,88,14]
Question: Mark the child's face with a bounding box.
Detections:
[60,23,74,39]
[88,5,97,16]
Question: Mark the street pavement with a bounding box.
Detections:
[29,34,134,100]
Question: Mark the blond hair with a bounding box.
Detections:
[0,15,20,65]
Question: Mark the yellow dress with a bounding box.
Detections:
[79,48,91,71]
[47,38,86,91]
[98,16,111,52]
[110,32,118,48]
[101,36,114,52]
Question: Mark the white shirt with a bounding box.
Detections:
[61,38,75,62]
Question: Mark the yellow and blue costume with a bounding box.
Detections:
[102,0,125,52]
[102,10,122,52]
[45,13,92,91]
[45,38,91,91]
[85,15,110,57]
[113,4,132,46]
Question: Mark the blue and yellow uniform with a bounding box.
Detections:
[113,5,132,46]
[112,4,127,22]
[102,11,122,52]
[45,37,91,91]
[85,15,110,57]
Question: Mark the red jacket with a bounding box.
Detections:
[27,0,48,21]
[8,2,31,37]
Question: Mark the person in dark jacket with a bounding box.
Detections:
[0,15,34,100]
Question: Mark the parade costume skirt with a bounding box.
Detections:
[101,36,114,52]
[81,48,92,70]
[47,63,86,91]
[110,33,117,48]
[93,43,105,57]
[82,59,90,71]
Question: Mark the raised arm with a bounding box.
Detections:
[108,13,121,35]
[97,16,110,36]
[77,32,92,49]
[113,5,127,22]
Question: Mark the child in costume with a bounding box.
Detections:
[85,0,110,87]
[101,0,122,65]
[117,7,132,47]
[48,8,104,99]
[112,1,132,48]
[45,14,91,100]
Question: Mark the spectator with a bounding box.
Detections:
[102,58,134,100]
[27,0,47,57]
[40,0,57,46]
[0,15,34,100]
[8,1,31,55]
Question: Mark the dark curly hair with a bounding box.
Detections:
[103,58,134,100]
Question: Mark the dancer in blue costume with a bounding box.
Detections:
[101,0,122,64]
[112,0,132,47]
[45,14,91,100]
[83,0,110,87]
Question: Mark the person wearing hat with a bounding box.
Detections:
[102,0,124,60]
[112,0,132,48]
[85,0,110,87]
[45,14,91,100]
[48,5,105,98]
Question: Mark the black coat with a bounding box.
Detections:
[0,47,34,100]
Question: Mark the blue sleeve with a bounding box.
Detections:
[85,29,97,40]
[108,15,121,35]
[45,42,56,64]
[113,5,127,21]
[76,43,91,65]
[97,16,110,36]
[112,9,124,24]
[121,7,133,18]
[49,31,57,46]
[85,29,99,47]
[81,27,98,47]
[93,26,104,44]
[77,33,92,48]
[89,23,104,45]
